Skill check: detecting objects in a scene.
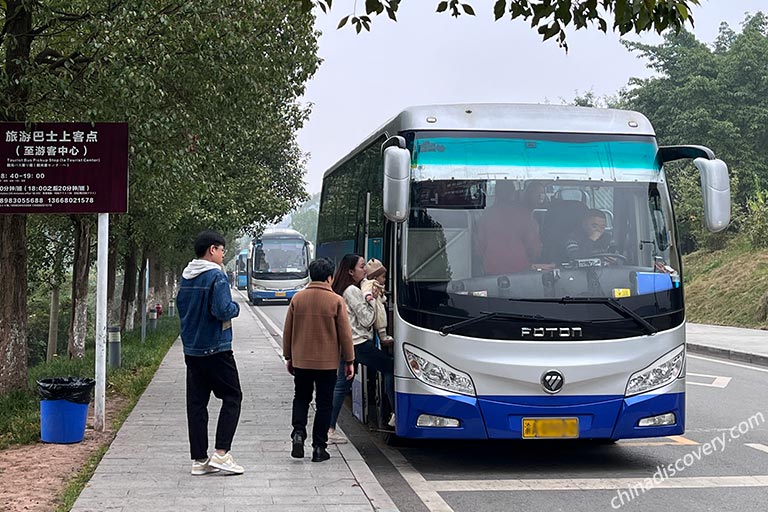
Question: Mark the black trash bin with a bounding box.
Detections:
[37,377,95,443]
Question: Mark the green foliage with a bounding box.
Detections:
[0,315,178,449]
[289,192,320,244]
[747,186,768,249]
[620,13,768,253]
[304,0,700,50]
[1,1,321,389]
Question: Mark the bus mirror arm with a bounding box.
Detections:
[659,145,730,233]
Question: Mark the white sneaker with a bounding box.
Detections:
[208,452,244,474]
[191,458,220,476]
[327,429,348,444]
[388,413,396,427]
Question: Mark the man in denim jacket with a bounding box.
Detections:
[176,230,243,475]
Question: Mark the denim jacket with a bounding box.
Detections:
[176,264,240,356]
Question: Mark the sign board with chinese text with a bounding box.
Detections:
[0,122,128,213]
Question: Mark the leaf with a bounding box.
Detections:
[386,7,397,21]
[493,0,506,20]
[436,1,448,13]
[319,1,327,13]
[337,15,349,29]
[462,3,475,15]
[299,0,313,13]
[542,22,561,41]
[365,0,384,15]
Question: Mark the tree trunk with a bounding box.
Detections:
[46,287,60,362]
[0,215,28,394]
[120,243,138,332]
[0,2,33,394]
[67,216,93,358]
[148,250,158,311]
[136,250,148,328]
[107,230,119,326]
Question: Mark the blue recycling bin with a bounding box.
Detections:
[37,377,95,444]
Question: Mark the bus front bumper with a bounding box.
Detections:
[394,379,685,440]
[251,289,299,301]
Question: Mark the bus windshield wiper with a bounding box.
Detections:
[508,297,658,335]
[440,311,560,336]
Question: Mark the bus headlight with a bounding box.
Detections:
[625,346,685,396]
[403,344,475,396]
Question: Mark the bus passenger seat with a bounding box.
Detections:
[540,200,588,263]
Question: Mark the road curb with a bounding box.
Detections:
[687,343,768,368]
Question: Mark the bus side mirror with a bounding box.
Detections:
[382,136,411,223]
[693,158,731,233]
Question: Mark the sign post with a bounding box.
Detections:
[1,122,128,432]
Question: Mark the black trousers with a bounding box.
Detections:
[291,368,337,449]
[185,350,243,460]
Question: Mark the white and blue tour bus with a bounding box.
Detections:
[247,228,311,305]
[316,103,730,441]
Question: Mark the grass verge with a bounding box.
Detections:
[683,236,768,328]
[0,316,179,510]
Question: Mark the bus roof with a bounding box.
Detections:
[323,103,655,180]
[257,228,305,240]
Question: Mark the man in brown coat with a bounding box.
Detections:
[283,258,355,462]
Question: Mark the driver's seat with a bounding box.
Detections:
[541,200,587,263]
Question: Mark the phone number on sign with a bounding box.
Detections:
[0,196,95,204]
[48,197,95,204]
[0,197,44,204]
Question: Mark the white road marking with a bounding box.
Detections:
[619,435,698,446]
[688,354,768,374]
[427,475,768,492]
[687,372,732,388]
[251,303,284,337]
[374,439,455,512]
[238,291,283,355]
[746,443,768,455]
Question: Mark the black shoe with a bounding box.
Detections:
[311,447,330,462]
[291,432,305,459]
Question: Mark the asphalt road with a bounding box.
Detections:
[245,294,768,512]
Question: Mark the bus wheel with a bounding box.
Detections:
[380,429,403,446]
[375,390,401,445]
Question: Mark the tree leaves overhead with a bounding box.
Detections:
[299,0,700,50]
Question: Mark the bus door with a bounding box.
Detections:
[352,190,371,423]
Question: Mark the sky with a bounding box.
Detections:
[295,0,765,196]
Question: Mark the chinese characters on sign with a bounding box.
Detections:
[0,123,128,213]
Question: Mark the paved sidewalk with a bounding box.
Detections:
[687,322,768,367]
[71,295,398,512]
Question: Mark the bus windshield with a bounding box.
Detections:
[252,239,308,280]
[399,131,683,339]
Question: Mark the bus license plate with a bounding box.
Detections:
[275,291,286,297]
[522,418,579,439]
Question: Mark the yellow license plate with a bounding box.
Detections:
[274,291,286,297]
[522,418,579,439]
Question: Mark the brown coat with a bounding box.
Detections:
[282,281,355,370]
